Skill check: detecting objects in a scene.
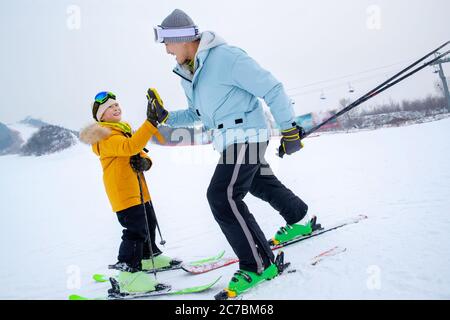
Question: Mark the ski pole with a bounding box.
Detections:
[154,213,166,246]
[302,41,449,139]
[136,172,158,280]
[359,50,450,102]
[136,148,166,245]
[141,183,166,245]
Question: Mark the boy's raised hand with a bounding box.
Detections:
[146,88,169,126]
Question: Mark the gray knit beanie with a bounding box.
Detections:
[159,9,200,43]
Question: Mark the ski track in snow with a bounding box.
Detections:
[0,119,449,299]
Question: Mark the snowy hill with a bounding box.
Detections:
[6,122,40,146]
[0,118,449,299]
[19,116,50,129]
[0,122,15,152]
[20,125,78,156]
[0,122,23,155]
[1,118,78,156]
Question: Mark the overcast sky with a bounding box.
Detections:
[1,0,449,130]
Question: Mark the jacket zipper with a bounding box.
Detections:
[172,69,192,83]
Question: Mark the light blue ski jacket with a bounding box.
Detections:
[166,31,296,151]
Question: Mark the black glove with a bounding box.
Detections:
[130,154,152,173]
[146,104,158,127]
[278,125,305,158]
[146,88,169,126]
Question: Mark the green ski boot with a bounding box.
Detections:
[271,215,317,246]
[115,271,159,293]
[226,264,278,298]
[142,254,182,271]
[216,252,287,299]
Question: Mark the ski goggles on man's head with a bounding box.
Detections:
[94,91,116,105]
[153,25,199,43]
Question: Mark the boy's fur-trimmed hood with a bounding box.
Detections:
[79,123,112,145]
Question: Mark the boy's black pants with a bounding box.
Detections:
[207,141,308,274]
[116,201,162,269]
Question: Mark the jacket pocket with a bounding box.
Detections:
[213,112,247,130]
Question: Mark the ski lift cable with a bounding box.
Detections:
[289,69,401,98]
[286,60,410,92]
[301,41,449,140]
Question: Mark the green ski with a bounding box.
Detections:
[69,276,221,300]
[92,251,227,282]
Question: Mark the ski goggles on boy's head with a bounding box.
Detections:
[94,91,116,105]
[153,25,199,43]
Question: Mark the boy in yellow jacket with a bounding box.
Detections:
[80,91,176,293]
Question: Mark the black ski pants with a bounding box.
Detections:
[116,201,162,269]
[207,141,308,274]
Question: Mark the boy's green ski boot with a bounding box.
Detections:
[215,252,289,300]
[269,215,320,246]
[108,271,163,296]
[141,254,182,271]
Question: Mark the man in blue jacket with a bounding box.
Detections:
[148,9,316,296]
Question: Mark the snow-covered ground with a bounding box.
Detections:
[0,118,449,300]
